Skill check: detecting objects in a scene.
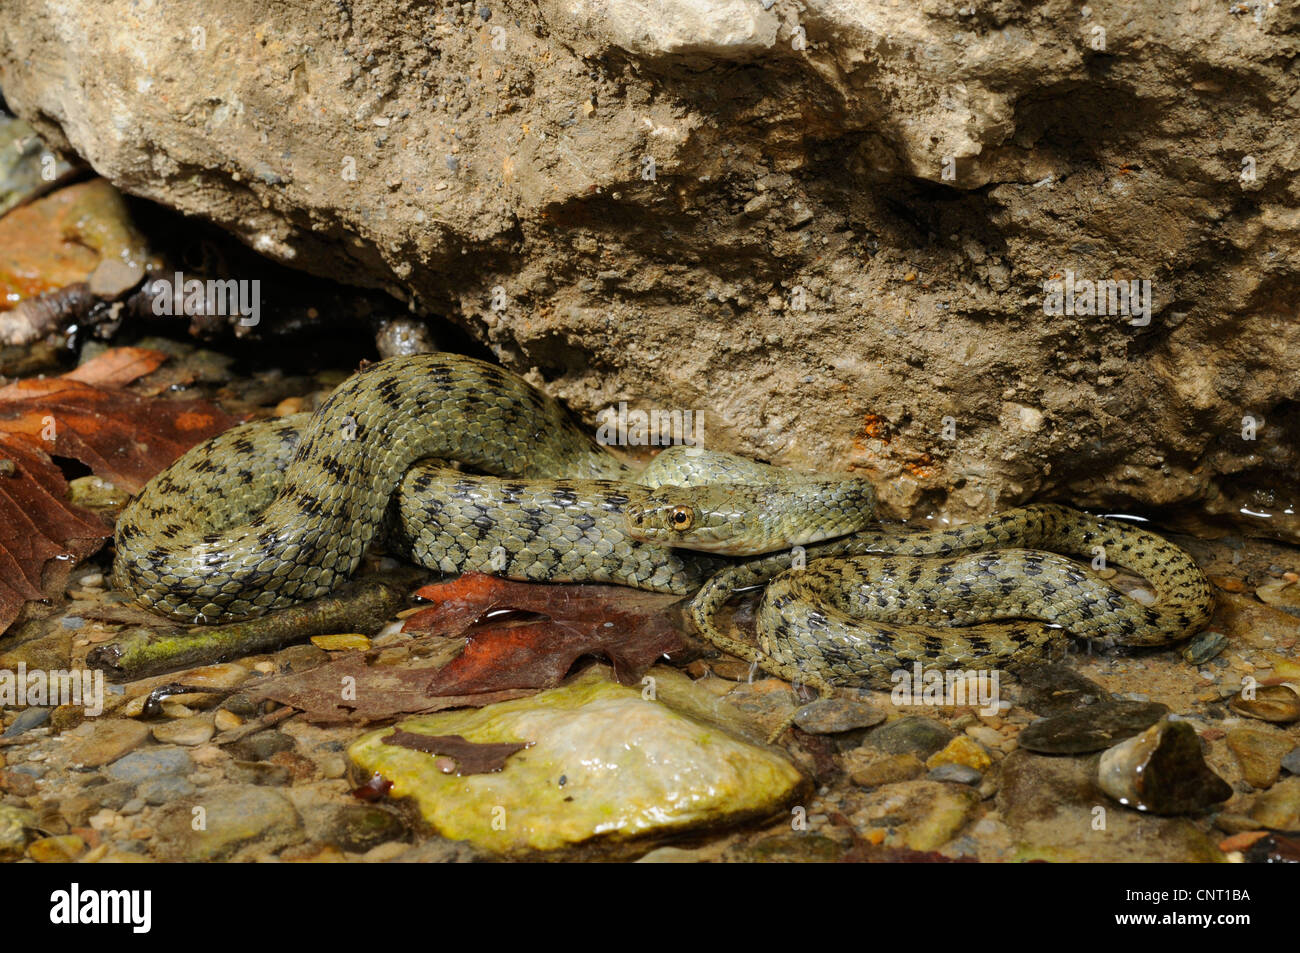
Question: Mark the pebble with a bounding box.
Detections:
[998,750,1225,861]
[965,725,1005,749]
[226,761,292,787]
[852,780,979,851]
[863,715,956,758]
[86,779,135,810]
[228,731,297,762]
[105,747,195,784]
[119,797,146,816]
[1014,664,1108,715]
[151,715,215,747]
[361,841,410,863]
[0,805,34,861]
[1098,717,1232,814]
[213,710,243,732]
[1213,812,1263,834]
[792,692,886,734]
[319,805,409,853]
[926,735,993,773]
[153,784,304,861]
[87,809,120,832]
[137,775,197,806]
[1282,746,1300,776]
[1256,579,1300,613]
[62,719,151,768]
[316,754,348,780]
[1183,630,1229,665]
[1226,728,1291,789]
[27,834,85,862]
[845,752,925,788]
[1018,700,1169,754]
[927,763,983,785]
[1229,684,1300,723]
[2,707,51,738]
[1248,778,1300,830]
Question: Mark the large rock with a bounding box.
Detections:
[3,1,1299,534]
[348,667,806,854]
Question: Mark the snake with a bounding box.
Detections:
[111,352,1214,689]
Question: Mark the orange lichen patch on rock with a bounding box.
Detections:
[903,453,935,481]
[854,413,891,452]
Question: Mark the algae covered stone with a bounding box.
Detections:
[348,668,805,853]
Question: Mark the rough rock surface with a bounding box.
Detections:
[3,0,1299,533]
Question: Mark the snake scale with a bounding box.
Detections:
[112,353,1214,689]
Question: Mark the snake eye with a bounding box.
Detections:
[669,506,694,531]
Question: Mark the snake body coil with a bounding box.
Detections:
[112,353,1213,686]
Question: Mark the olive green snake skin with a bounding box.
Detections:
[111,353,1213,689]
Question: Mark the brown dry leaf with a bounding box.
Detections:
[246,653,533,725]
[0,347,237,633]
[380,730,531,775]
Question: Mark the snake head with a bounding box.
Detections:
[623,490,739,552]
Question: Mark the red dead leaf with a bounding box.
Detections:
[0,347,237,634]
[404,573,689,695]
[0,348,236,492]
[380,731,531,775]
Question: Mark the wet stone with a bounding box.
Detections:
[1227,728,1292,789]
[1098,717,1232,815]
[151,715,215,747]
[926,735,993,773]
[1282,747,1300,776]
[105,747,194,784]
[864,716,956,759]
[1255,579,1300,615]
[137,775,197,806]
[0,805,34,861]
[852,780,979,851]
[228,730,297,762]
[28,834,85,862]
[319,805,409,853]
[928,763,983,785]
[226,761,292,787]
[1229,684,1300,724]
[998,750,1226,861]
[349,668,806,855]
[1015,664,1110,715]
[63,719,151,769]
[732,832,847,863]
[793,692,886,734]
[1019,700,1169,754]
[154,784,304,861]
[1249,778,1300,831]
[846,752,926,788]
[86,779,135,810]
[2,706,51,737]
[1183,630,1229,665]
